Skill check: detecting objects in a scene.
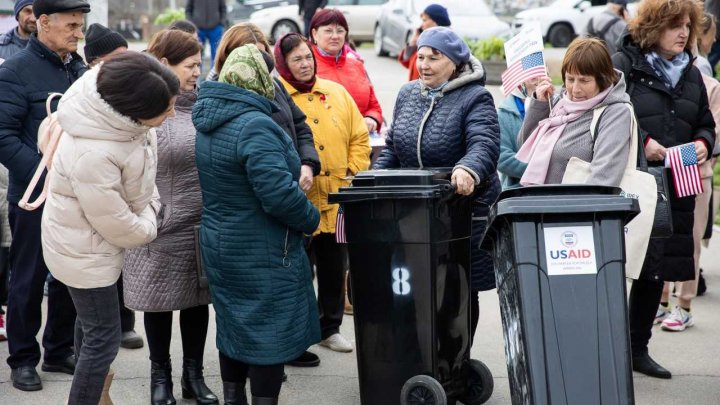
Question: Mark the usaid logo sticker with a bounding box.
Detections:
[544,226,598,276]
[560,231,578,248]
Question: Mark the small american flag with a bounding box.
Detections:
[335,205,346,244]
[665,143,703,198]
[501,52,546,96]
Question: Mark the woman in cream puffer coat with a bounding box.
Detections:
[41,53,179,405]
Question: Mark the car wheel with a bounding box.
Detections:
[547,23,574,47]
[374,25,389,57]
[271,19,300,43]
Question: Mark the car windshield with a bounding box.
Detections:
[413,0,492,17]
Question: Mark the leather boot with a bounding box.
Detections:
[251,397,278,405]
[181,358,219,404]
[98,368,115,405]
[222,381,248,405]
[150,360,176,405]
[632,352,672,379]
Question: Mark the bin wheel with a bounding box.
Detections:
[463,359,494,404]
[400,375,447,405]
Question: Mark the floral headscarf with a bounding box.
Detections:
[218,44,275,100]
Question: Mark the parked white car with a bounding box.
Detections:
[374,0,512,57]
[250,0,388,43]
[512,0,636,48]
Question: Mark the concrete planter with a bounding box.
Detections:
[481,60,505,86]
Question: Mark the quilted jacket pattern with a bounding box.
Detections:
[42,67,160,289]
[193,80,321,365]
[123,91,212,311]
[373,56,501,291]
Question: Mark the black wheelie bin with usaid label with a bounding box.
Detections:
[329,169,493,405]
[481,184,640,405]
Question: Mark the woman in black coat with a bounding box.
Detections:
[374,27,500,341]
[612,0,715,379]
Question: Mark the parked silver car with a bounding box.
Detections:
[227,0,297,24]
[374,0,512,57]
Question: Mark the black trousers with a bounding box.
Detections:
[144,305,209,363]
[115,274,135,333]
[470,289,480,344]
[308,233,346,339]
[219,351,284,398]
[6,204,75,368]
[628,278,664,356]
[0,246,9,311]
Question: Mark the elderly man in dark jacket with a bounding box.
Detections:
[0,0,36,61]
[186,0,226,69]
[0,0,90,392]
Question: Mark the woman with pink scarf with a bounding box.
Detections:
[517,37,633,186]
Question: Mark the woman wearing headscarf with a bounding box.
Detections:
[613,0,715,379]
[274,32,371,354]
[193,44,321,405]
[373,27,500,341]
[209,22,322,368]
[122,29,218,405]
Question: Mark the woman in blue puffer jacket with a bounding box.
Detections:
[373,27,501,341]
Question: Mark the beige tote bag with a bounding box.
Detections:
[562,103,655,279]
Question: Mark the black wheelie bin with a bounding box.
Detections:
[329,169,493,405]
[481,185,640,405]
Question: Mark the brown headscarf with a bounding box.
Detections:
[273,33,316,93]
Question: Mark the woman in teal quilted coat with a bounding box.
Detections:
[192,44,321,405]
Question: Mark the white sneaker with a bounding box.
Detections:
[319,333,353,353]
[661,306,694,332]
[654,304,670,325]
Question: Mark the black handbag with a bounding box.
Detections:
[647,166,673,238]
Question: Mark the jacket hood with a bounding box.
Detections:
[57,66,152,142]
[498,94,521,115]
[420,55,486,96]
[193,80,275,134]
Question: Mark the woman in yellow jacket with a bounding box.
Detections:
[274,32,370,353]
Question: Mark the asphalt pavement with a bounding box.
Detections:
[1,47,719,404]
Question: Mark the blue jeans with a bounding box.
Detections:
[198,24,224,69]
[67,284,121,405]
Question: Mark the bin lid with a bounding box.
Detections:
[328,168,455,204]
[480,185,640,249]
[490,185,639,217]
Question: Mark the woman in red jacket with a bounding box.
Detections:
[308,9,383,133]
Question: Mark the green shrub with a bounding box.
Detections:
[154,8,185,26]
[467,37,506,62]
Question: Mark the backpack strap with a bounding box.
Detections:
[596,16,620,39]
[18,93,64,211]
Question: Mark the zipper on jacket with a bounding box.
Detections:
[282,228,291,268]
[416,97,438,168]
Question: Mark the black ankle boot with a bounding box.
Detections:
[632,352,672,379]
[181,358,219,404]
[150,360,176,405]
[222,381,248,405]
[251,397,278,405]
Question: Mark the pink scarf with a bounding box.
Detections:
[516,87,611,185]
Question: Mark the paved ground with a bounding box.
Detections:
[1,48,719,404]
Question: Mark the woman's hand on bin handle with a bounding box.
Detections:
[452,169,475,196]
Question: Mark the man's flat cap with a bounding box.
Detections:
[33,0,91,18]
